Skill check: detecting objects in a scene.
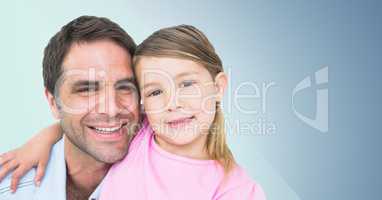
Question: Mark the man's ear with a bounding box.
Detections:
[45,88,61,119]
[214,72,228,102]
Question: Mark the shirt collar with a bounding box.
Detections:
[33,138,104,200]
[89,178,104,200]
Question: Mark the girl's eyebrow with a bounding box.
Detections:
[175,71,199,79]
[142,72,199,89]
[142,81,160,89]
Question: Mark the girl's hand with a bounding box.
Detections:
[0,123,62,193]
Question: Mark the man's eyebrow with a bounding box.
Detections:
[72,80,99,88]
[115,77,137,86]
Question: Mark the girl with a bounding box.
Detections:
[0,25,265,199]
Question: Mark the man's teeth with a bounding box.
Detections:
[94,126,122,133]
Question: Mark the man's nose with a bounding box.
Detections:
[97,87,120,117]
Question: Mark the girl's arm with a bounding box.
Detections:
[0,123,62,193]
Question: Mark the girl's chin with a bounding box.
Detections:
[155,131,206,146]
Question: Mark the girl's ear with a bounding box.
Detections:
[214,72,228,102]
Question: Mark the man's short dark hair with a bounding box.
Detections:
[43,15,136,95]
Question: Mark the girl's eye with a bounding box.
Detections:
[147,89,163,97]
[180,80,196,88]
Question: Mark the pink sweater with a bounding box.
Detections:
[100,119,266,200]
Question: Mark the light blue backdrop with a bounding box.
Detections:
[0,0,381,199]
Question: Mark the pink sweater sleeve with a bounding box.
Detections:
[216,182,266,200]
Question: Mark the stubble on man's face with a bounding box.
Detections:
[53,40,140,164]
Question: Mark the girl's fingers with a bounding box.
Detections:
[0,151,15,166]
[34,160,48,186]
[11,165,30,193]
[0,159,19,183]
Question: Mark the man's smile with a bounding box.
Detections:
[87,123,128,140]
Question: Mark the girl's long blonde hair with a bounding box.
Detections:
[133,25,235,173]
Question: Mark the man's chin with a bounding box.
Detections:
[87,146,128,164]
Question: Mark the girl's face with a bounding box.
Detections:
[136,57,227,154]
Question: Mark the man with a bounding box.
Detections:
[0,16,142,199]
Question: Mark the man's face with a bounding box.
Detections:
[49,39,139,163]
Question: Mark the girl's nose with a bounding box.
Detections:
[166,91,183,112]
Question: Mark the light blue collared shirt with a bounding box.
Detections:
[0,138,103,200]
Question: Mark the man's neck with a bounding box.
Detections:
[64,136,111,199]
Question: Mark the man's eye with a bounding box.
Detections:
[180,80,196,88]
[76,87,97,93]
[147,89,163,97]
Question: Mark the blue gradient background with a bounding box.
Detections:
[0,0,381,199]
